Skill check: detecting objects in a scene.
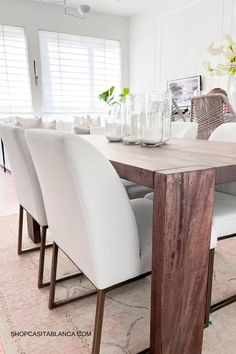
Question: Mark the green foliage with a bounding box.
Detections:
[119,87,130,103]
[98,86,115,104]
[98,86,130,105]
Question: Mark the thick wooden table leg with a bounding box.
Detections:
[150,168,215,354]
[27,212,41,244]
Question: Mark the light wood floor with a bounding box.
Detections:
[0,168,18,216]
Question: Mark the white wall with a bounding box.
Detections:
[129,0,236,94]
[0,0,129,117]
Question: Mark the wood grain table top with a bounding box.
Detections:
[81,136,236,187]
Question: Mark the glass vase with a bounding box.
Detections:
[228,77,236,113]
[140,92,172,147]
[162,92,172,143]
[105,103,123,142]
[122,95,140,145]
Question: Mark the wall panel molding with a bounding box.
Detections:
[129,0,235,94]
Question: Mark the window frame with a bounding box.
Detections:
[0,24,33,114]
[38,28,122,114]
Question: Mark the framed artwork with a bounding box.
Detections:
[167,75,202,107]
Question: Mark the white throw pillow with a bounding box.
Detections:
[74,126,90,135]
[15,117,43,129]
[74,116,88,128]
[0,116,16,124]
[87,115,101,127]
[56,120,74,132]
[43,120,56,130]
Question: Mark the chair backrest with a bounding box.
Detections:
[171,122,198,139]
[190,94,236,140]
[26,130,140,290]
[209,123,236,196]
[0,124,47,226]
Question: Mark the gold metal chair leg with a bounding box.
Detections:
[92,290,106,354]
[17,205,24,255]
[206,246,236,321]
[49,242,58,309]
[205,249,214,327]
[17,205,45,255]
[48,242,96,309]
[38,228,81,289]
[38,226,47,288]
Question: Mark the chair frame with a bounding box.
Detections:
[0,139,6,173]
[48,242,97,309]
[49,241,151,354]
[17,205,46,255]
[205,233,236,327]
[17,205,81,292]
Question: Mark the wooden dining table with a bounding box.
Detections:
[81,135,236,354]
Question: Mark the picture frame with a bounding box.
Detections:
[167,75,202,107]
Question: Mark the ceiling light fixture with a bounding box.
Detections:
[64,0,91,19]
[36,1,91,19]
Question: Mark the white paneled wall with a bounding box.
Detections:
[129,0,235,94]
[0,0,129,117]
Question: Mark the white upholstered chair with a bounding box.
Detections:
[0,124,48,288]
[121,179,153,199]
[0,124,81,292]
[26,129,153,353]
[209,122,236,199]
[171,122,198,139]
[205,123,236,319]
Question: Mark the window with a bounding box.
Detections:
[0,25,32,113]
[39,30,121,113]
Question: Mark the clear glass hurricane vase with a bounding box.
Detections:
[105,103,123,142]
[140,92,172,147]
[228,76,236,113]
[122,94,140,145]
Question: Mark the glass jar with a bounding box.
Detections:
[140,92,172,147]
[122,94,140,145]
[162,92,172,143]
[105,103,123,142]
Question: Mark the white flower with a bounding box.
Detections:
[207,42,224,55]
[205,35,236,77]
[215,63,228,75]
[224,34,233,45]
[203,61,213,71]
[224,49,236,60]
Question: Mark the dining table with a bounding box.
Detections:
[79,135,236,354]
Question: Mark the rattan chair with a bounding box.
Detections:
[190,94,236,139]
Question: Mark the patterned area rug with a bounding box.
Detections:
[1,214,236,354]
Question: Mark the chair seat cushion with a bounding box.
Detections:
[213,191,236,237]
[121,179,153,199]
[131,198,153,274]
[144,192,154,201]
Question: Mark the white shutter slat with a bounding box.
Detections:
[0,25,32,113]
[39,30,121,113]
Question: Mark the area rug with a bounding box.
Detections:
[1,214,236,354]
